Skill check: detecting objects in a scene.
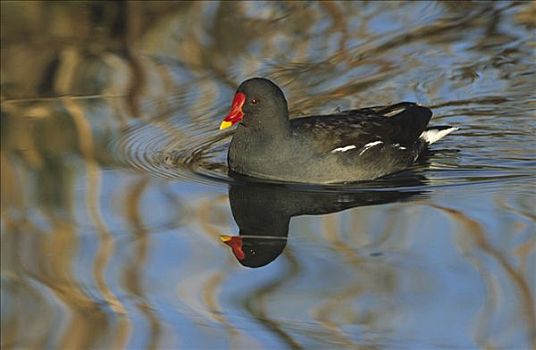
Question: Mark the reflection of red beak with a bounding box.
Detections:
[220,235,245,260]
[220,92,246,130]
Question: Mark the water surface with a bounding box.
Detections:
[1,1,535,349]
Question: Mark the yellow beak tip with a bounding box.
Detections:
[219,121,233,130]
[220,235,232,242]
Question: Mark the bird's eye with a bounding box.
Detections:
[251,98,257,104]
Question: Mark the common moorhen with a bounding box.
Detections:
[220,77,457,184]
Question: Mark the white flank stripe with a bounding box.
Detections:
[331,145,357,153]
[359,140,383,155]
[420,127,459,145]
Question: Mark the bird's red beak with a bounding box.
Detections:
[220,235,245,260]
[220,92,246,130]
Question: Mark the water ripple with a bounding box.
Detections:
[108,115,535,194]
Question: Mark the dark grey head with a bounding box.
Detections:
[220,77,289,131]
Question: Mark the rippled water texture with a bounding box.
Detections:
[2,2,535,349]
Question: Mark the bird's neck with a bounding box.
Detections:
[236,113,292,146]
[247,114,291,138]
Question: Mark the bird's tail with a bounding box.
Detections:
[420,126,459,145]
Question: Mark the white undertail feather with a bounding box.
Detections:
[420,127,459,145]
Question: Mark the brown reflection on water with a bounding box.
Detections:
[1,98,129,349]
[63,98,127,318]
[67,97,130,349]
[2,1,535,348]
[27,203,105,349]
[496,195,536,280]
[322,213,364,265]
[197,195,245,344]
[243,248,303,350]
[313,210,399,349]
[433,205,536,348]
[123,177,162,350]
[313,213,363,348]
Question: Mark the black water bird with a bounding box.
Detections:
[220,77,457,184]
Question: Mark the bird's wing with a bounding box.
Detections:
[290,102,432,153]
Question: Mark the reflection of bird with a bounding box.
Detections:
[219,78,457,184]
[221,175,426,268]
